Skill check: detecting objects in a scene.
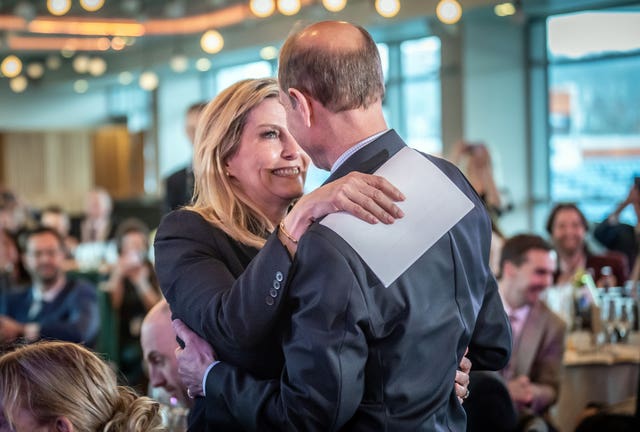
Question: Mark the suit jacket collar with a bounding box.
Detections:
[323,129,406,184]
[513,301,548,376]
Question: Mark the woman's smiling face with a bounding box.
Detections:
[225,97,310,213]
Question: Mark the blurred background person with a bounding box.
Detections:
[0,341,163,432]
[0,228,30,290]
[498,234,565,428]
[164,102,207,213]
[449,140,506,275]
[40,205,79,262]
[0,188,35,237]
[546,203,628,287]
[78,187,116,244]
[141,300,191,431]
[0,227,99,348]
[104,218,161,392]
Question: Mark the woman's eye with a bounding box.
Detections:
[262,130,278,139]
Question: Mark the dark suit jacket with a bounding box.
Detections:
[154,209,293,430]
[503,301,566,414]
[200,130,512,431]
[164,166,195,213]
[1,279,99,348]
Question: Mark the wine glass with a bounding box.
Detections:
[615,298,636,343]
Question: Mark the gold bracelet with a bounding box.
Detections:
[279,220,298,244]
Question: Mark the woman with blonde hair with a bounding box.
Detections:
[0,341,163,432]
[154,77,406,429]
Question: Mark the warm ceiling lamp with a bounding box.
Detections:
[1,55,23,78]
[170,54,189,73]
[250,0,276,18]
[118,71,134,85]
[74,79,89,93]
[322,0,347,13]
[47,0,72,16]
[494,2,516,17]
[80,0,105,12]
[200,30,224,54]
[88,57,107,76]
[375,0,400,18]
[260,46,278,60]
[139,71,159,91]
[195,57,212,72]
[277,0,301,16]
[436,0,462,25]
[72,55,90,73]
[26,62,45,79]
[10,76,28,93]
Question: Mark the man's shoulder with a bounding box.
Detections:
[536,301,567,332]
[165,166,189,183]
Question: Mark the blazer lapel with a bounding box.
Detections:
[323,129,406,184]
[514,302,546,376]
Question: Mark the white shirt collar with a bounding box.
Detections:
[330,129,389,174]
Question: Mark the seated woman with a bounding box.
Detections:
[154,78,470,429]
[546,203,629,287]
[0,341,162,432]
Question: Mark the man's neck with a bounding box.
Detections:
[34,276,66,302]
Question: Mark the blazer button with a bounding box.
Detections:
[273,280,281,290]
[266,296,275,306]
[275,271,284,282]
[269,288,278,298]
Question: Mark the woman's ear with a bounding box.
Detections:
[54,417,73,432]
[288,88,312,128]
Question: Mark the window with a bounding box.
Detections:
[547,10,640,225]
[215,61,273,93]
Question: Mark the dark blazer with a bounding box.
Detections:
[201,130,512,431]
[164,167,195,213]
[154,209,293,430]
[2,279,99,348]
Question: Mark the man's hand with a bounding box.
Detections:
[507,375,534,407]
[172,319,217,399]
[455,352,472,403]
[0,315,24,343]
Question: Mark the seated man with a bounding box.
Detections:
[141,300,192,427]
[0,227,99,347]
[498,234,566,418]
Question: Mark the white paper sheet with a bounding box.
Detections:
[320,147,474,287]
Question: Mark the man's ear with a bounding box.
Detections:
[55,417,73,432]
[288,88,312,128]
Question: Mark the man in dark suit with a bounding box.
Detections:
[497,234,566,418]
[0,227,99,347]
[175,21,511,430]
[163,102,207,213]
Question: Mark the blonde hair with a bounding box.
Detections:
[0,341,163,432]
[188,78,281,249]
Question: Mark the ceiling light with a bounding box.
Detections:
[322,0,347,13]
[139,71,159,91]
[250,0,276,18]
[170,54,189,73]
[260,46,278,60]
[26,62,45,79]
[200,30,224,54]
[375,0,400,18]
[88,57,107,76]
[46,55,61,70]
[494,2,516,17]
[47,0,72,17]
[195,58,211,72]
[72,55,90,73]
[118,71,134,85]
[277,0,301,16]
[74,79,89,93]
[10,76,28,93]
[80,0,105,12]
[111,37,126,50]
[1,55,23,78]
[436,0,462,25]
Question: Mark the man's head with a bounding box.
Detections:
[277,21,386,169]
[22,227,66,288]
[140,301,189,406]
[499,234,555,309]
[185,102,207,146]
[278,21,384,114]
[40,206,71,237]
[84,188,112,221]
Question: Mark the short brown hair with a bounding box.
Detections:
[278,23,385,113]
[499,234,552,274]
[545,203,588,235]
